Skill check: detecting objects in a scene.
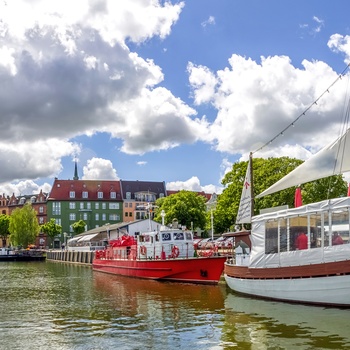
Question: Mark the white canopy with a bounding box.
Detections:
[257,128,350,198]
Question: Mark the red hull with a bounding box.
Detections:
[92,256,226,284]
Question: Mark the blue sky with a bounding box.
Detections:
[1,1,350,196]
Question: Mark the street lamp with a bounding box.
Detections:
[205,193,217,241]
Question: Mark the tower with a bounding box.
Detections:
[73,160,79,180]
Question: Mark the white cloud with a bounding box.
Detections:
[137,161,147,166]
[82,158,119,180]
[0,1,188,182]
[188,54,349,160]
[201,16,215,28]
[328,34,350,63]
[0,180,52,197]
[166,176,223,194]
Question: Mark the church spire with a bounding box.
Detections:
[73,159,79,180]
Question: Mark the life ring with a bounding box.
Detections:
[171,246,180,258]
[140,245,147,255]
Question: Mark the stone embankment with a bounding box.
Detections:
[46,250,94,265]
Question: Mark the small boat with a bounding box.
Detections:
[225,85,350,306]
[0,248,46,262]
[92,223,226,285]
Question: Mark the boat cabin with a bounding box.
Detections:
[247,197,350,268]
[138,229,195,259]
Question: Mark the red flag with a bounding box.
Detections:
[294,187,302,207]
[348,183,350,197]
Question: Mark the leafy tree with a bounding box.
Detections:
[72,220,86,235]
[0,214,10,246]
[40,218,62,238]
[154,190,207,230]
[9,204,40,248]
[214,157,347,234]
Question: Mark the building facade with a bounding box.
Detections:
[120,180,167,222]
[47,178,123,235]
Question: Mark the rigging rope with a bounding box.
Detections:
[252,63,350,155]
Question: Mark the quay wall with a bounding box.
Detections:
[46,250,94,265]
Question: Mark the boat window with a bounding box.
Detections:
[330,209,349,245]
[279,218,288,252]
[185,232,192,240]
[289,216,308,251]
[310,213,322,248]
[162,232,172,241]
[265,220,278,254]
[173,232,184,240]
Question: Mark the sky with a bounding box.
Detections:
[1,0,350,197]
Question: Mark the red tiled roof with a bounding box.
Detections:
[48,179,122,200]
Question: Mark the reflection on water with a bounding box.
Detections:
[0,262,226,350]
[1,261,350,350]
[224,293,350,349]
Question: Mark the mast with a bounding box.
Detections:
[249,152,254,218]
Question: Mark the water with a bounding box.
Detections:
[1,262,350,350]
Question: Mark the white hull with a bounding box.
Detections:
[224,273,350,306]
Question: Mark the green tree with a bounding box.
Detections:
[214,157,347,233]
[40,218,62,239]
[154,190,207,230]
[9,204,40,248]
[72,220,86,235]
[0,214,10,246]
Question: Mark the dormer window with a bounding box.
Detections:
[69,191,75,198]
[82,191,88,199]
[98,191,103,199]
[110,191,116,199]
[126,192,131,200]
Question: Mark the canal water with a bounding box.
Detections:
[1,261,350,350]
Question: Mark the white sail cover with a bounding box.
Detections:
[236,157,252,224]
[257,128,350,198]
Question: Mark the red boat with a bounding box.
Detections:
[92,228,226,284]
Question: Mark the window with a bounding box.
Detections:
[95,203,99,210]
[69,191,75,198]
[55,218,61,226]
[109,203,120,209]
[69,213,76,221]
[39,206,44,213]
[125,212,128,217]
[102,214,106,221]
[39,217,44,224]
[80,202,84,210]
[110,191,116,199]
[102,203,106,210]
[98,191,103,199]
[83,213,88,220]
[52,202,61,215]
[95,213,99,220]
[82,191,88,198]
[109,214,120,221]
[87,202,91,210]
[69,202,76,209]
[159,193,164,198]
[126,192,131,200]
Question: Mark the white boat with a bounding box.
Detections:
[225,106,350,306]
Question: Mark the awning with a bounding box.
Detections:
[77,233,99,242]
